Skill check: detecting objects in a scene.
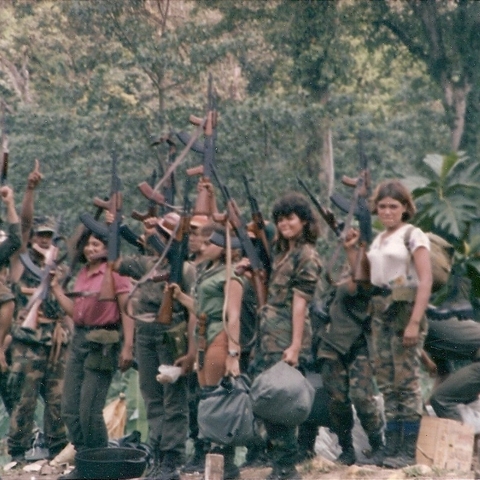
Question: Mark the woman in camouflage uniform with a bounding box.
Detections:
[251,192,322,480]
[172,223,245,480]
[345,179,432,468]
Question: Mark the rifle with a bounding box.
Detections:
[177,74,217,217]
[93,154,123,301]
[297,177,343,237]
[197,313,207,369]
[157,178,191,324]
[242,175,271,275]
[21,217,63,331]
[131,170,160,222]
[330,133,372,282]
[211,165,267,308]
[0,103,8,222]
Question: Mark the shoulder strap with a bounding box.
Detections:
[403,225,415,252]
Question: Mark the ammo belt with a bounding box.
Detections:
[74,324,120,331]
[371,286,392,297]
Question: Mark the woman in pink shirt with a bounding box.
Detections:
[52,232,133,473]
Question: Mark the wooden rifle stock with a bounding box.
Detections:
[21,298,42,332]
[157,287,174,325]
[353,243,370,283]
[98,260,116,301]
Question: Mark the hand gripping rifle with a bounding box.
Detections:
[297,177,343,237]
[131,169,161,222]
[21,217,63,331]
[330,133,372,282]
[93,154,123,301]
[157,178,192,324]
[211,165,267,308]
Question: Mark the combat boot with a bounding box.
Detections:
[336,431,356,466]
[383,420,419,469]
[182,438,207,474]
[367,421,400,466]
[266,464,302,480]
[149,451,181,480]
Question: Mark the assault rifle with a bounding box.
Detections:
[21,217,63,331]
[157,178,191,324]
[93,154,123,300]
[242,175,271,275]
[132,170,160,222]
[211,165,267,308]
[330,133,372,282]
[0,104,8,222]
[177,74,217,217]
[297,177,343,237]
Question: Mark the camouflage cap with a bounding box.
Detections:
[34,216,55,235]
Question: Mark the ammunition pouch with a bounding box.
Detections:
[372,286,426,334]
[163,321,188,360]
[85,329,120,372]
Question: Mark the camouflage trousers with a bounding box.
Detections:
[371,298,426,422]
[320,337,383,439]
[8,339,68,457]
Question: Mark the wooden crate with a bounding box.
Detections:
[416,416,474,471]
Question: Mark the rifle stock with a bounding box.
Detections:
[197,312,207,369]
[21,298,42,332]
[157,287,174,325]
[99,261,116,301]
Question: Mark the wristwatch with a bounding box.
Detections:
[228,350,240,358]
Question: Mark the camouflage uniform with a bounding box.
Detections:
[118,255,195,467]
[251,241,322,471]
[370,294,426,422]
[8,248,69,460]
[316,282,383,462]
[0,222,22,414]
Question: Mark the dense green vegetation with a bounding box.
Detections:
[1,0,480,450]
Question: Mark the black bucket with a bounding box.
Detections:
[75,447,147,479]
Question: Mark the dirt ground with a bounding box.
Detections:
[1,455,478,480]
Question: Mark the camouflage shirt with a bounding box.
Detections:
[259,241,322,358]
[118,255,195,328]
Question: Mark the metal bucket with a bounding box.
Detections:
[75,447,147,479]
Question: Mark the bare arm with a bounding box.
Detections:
[0,300,14,372]
[224,279,243,377]
[403,246,432,347]
[50,274,75,317]
[174,310,197,375]
[282,291,307,367]
[117,291,134,372]
[170,283,195,313]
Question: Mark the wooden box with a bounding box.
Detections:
[416,416,474,471]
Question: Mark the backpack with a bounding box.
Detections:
[404,226,454,293]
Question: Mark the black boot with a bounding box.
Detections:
[222,445,240,480]
[182,438,207,473]
[266,464,301,480]
[383,420,420,469]
[297,422,317,462]
[147,451,180,480]
[336,431,356,466]
[368,421,400,466]
[143,447,164,478]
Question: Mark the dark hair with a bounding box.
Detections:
[76,232,108,264]
[271,192,320,251]
[208,223,242,263]
[370,179,416,221]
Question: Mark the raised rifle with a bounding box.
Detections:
[177,74,217,217]
[242,175,271,275]
[330,133,372,282]
[21,217,63,331]
[297,177,343,237]
[0,103,9,222]
[131,169,161,222]
[211,165,267,308]
[157,178,192,324]
[93,153,123,301]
